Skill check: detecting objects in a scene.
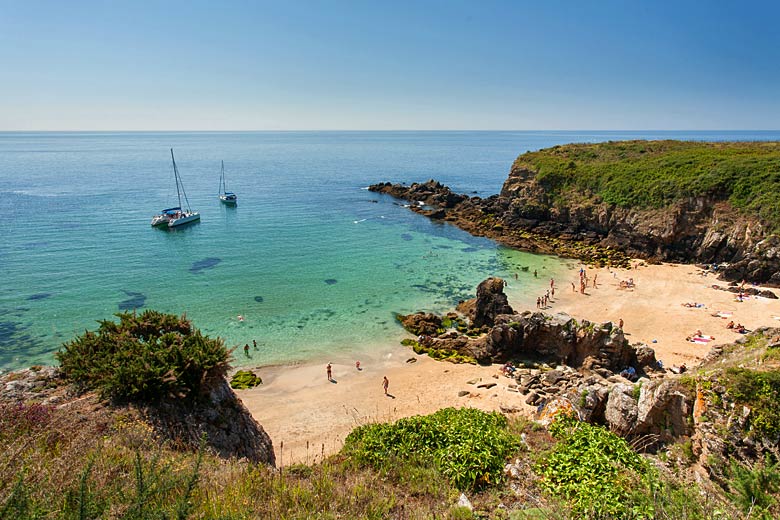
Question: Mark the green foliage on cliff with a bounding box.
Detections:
[514,140,780,229]
[343,407,518,490]
[535,414,652,518]
[56,310,230,402]
[722,367,780,439]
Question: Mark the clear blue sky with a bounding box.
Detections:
[1,0,778,130]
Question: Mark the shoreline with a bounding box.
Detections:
[237,260,780,466]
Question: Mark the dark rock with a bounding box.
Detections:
[458,390,470,397]
[477,382,497,389]
[634,346,658,371]
[471,277,514,328]
[525,392,540,406]
[396,312,442,336]
[543,369,565,385]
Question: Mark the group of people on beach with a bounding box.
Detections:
[326,362,390,396]
[576,269,597,294]
[536,278,556,309]
[726,321,748,334]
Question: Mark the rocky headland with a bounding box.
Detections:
[370,140,780,285]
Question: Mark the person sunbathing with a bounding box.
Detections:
[726,321,734,329]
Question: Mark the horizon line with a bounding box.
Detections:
[2,129,780,133]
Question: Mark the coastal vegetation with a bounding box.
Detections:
[4,313,780,518]
[343,407,517,490]
[514,140,780,230]
[56,310,230,402]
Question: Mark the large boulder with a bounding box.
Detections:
[605,383,639,436]
[396,312,442,335]
[472,277,514,327]
[604,379,693,443]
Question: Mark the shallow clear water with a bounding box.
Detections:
[1,130,778,371]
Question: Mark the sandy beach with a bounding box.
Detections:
[237,261,780,465]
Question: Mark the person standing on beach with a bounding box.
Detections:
[571,281,576,293]
[593,274,598,288]
[327,363,332,381]
[618,318,624,329]
[383,376,389,395]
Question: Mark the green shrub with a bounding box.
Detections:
[534,414,652,518]
[230,370,263,389]
[722,367,780,439]
[728,460,780,518]
[343,408,518,490]
[56,310,230,402]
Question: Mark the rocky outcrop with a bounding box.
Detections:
[140,378,275,465]
[0,367,276,466]
[395,312,442,336]
[369,170,780,285]
[471,277,514,327]
[604,379,693,441]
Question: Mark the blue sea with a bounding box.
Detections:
[1,130,779,372]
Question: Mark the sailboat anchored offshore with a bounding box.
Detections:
[218,160,237,204]
[151,149,201,228]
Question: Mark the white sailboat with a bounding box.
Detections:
[218,160,237,204]
[151,149,201,228]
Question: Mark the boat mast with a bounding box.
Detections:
[171,148,183,209]
[220,160,225,194]
[170,148,194,212]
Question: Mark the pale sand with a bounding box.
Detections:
[237,262,780,465]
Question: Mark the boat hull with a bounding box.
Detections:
[151,215,170,227]
[168,212,201,227]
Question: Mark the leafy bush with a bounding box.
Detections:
[534,414,652,518]
[230,370,263,389]
[343,407,518,490]
[56,310,230,402]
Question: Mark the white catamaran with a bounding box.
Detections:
[218,160,237,204]
[151,149,201,228]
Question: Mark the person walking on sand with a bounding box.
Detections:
[593,274,598,288]
[383,376,389,395]
[327,363,332,381]
[571,281,576,293]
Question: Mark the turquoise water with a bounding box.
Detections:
[2,131,779,371]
